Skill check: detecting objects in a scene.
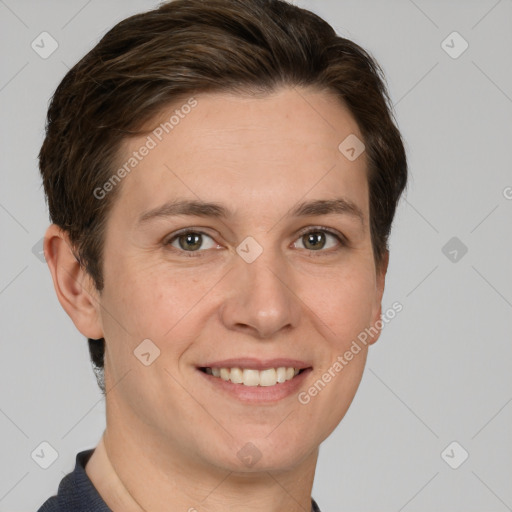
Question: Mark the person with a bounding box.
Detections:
[36,0,408,510]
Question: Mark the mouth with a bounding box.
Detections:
[196,358,312,403]
[198,366,307,387]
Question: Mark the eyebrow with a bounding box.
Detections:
[136,198,365,227]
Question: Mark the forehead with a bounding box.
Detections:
[109,86,368,224]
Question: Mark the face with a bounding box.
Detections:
[93,86,386,472]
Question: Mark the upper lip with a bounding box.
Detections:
[198,358,312,370]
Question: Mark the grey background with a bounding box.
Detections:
[1,0,511,511]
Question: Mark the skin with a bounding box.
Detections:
[44,86,388,512]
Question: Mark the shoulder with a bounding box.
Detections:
[36,449,111,512]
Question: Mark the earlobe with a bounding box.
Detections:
[43,224,104,339]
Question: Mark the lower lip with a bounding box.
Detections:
[197,368,312,404]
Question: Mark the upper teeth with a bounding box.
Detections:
[205,367,300,386]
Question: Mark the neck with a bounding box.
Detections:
[86,427,318,512]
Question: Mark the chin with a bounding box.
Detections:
[202,432,318,474]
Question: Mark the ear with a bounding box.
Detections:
[43,224,104,339]
[367,249,389,346]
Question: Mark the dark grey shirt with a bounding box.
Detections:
[37,449,322,511]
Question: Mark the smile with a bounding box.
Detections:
[199,367,304,386]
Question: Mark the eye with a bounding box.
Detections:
[165,230,218,253]
[293,228,345,252]
[164,227,346,257]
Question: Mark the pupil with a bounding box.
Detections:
[180,233,201,251]
[305,232,325,250]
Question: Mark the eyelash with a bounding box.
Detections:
[164,227,347,257]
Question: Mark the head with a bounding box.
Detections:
[40,0,407,472]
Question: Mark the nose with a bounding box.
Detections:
[218,244,301,339]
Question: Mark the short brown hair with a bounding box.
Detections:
[39,0,408,393]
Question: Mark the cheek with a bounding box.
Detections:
[100,263,205,408]
[102,256,203,338]
[298,270,375,439]
[304,263,377,347]
[300,262,376,425]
